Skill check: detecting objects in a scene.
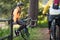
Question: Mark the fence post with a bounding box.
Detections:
[10,15,13,40]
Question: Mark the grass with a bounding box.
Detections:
[0,27,47,40]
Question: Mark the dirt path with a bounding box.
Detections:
[39,28,50,40]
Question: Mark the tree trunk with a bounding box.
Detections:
[29,0,38,27]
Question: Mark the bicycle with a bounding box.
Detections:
[19,16,31,40]
[7,16,31,40]
[50,15,60,40]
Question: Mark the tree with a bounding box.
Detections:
[29,0,38,27]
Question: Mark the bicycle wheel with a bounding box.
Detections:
[50,19,56,40]
[55,25,59,40]
[55,17,60,40]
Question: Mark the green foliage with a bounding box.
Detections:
[0,28,10,37]
[0,0,29,18]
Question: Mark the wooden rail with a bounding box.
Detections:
[0,19,10,22]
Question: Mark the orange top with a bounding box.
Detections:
[13,7,21,22]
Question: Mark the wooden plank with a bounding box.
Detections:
[0,19,10,22]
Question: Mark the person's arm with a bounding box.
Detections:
[43,0,53,14]
[43,4,50,14]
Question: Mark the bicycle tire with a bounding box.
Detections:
[55,25,59,40]
[50,19,56,40]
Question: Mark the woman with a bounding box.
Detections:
[43,0,60,34]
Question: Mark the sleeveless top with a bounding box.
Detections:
[13,7,21,22]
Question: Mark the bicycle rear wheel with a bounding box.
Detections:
[55,25,60,40]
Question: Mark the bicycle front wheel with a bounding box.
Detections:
[50,19,56,40]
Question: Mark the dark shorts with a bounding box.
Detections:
[48,14,60,26]
[16,19,26,25]
[48,15,56,22]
